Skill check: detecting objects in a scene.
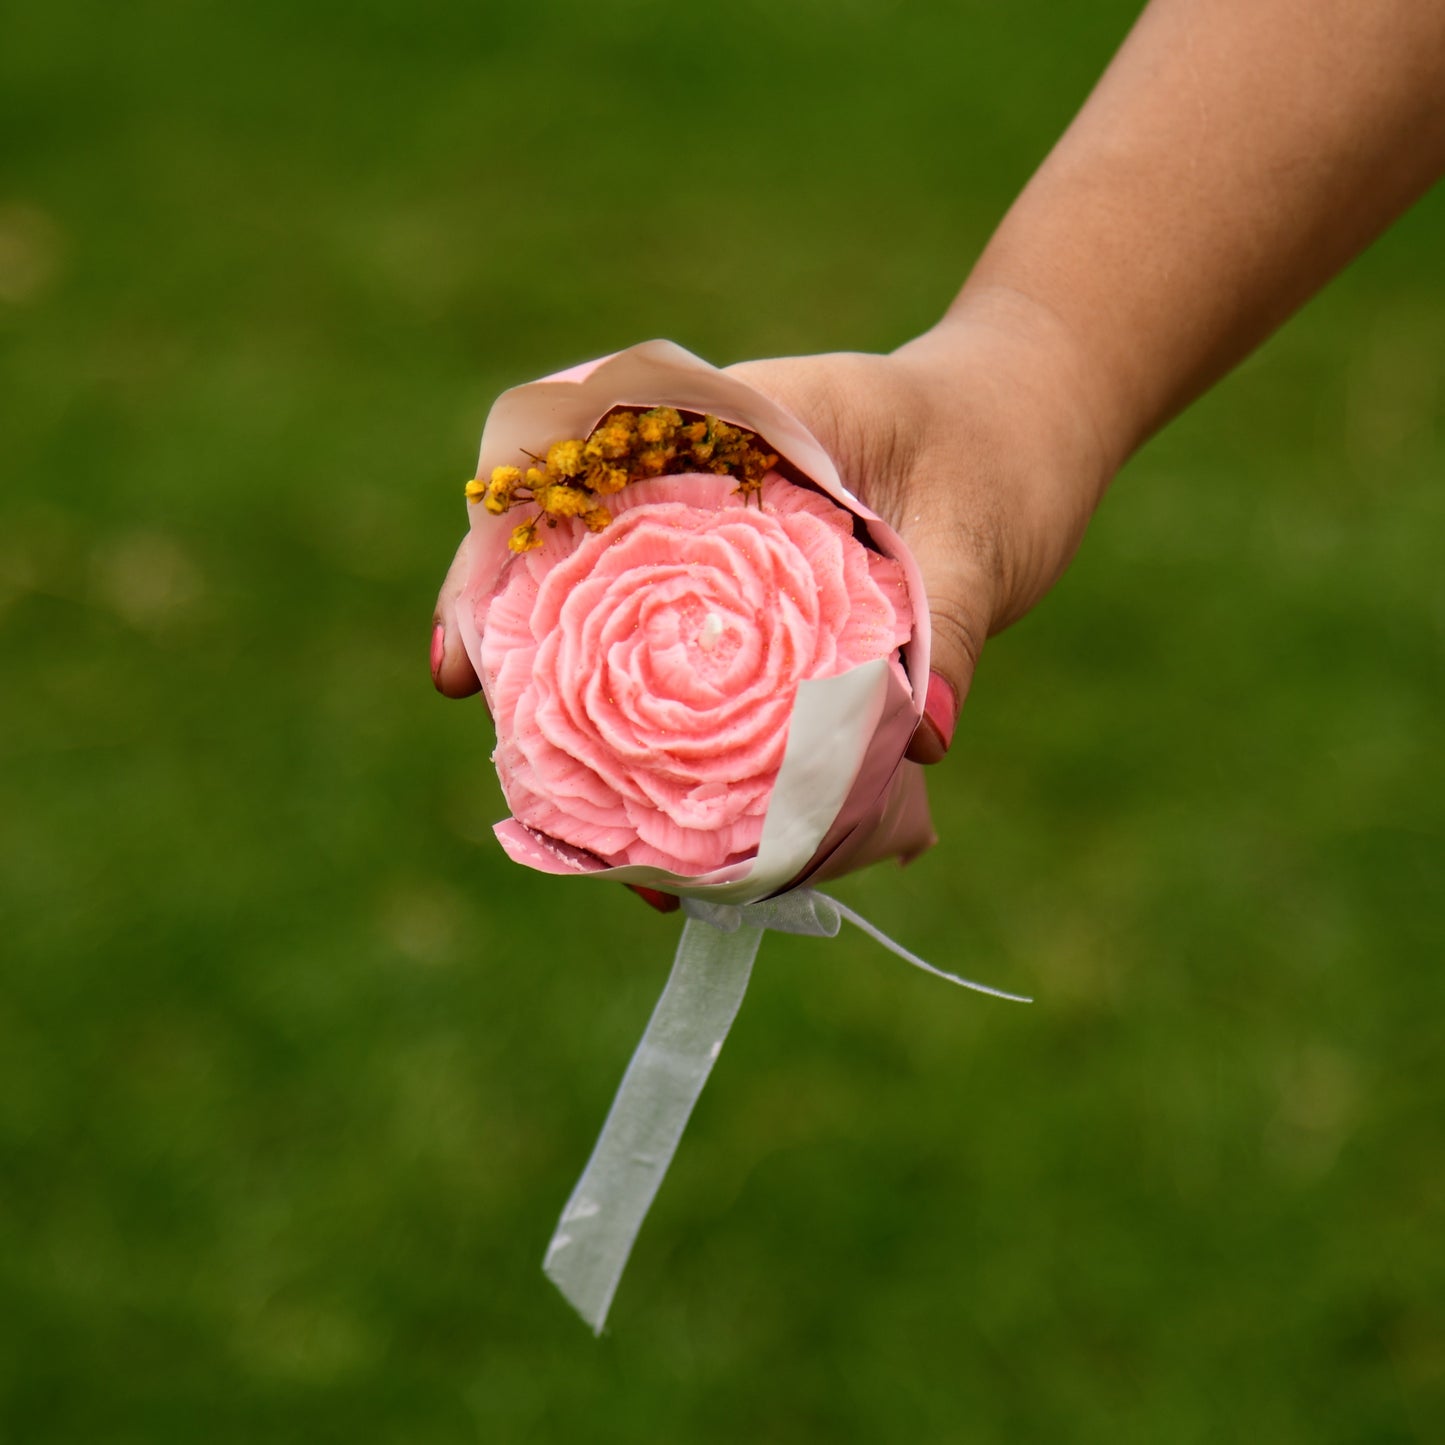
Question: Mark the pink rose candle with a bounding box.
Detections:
[479,471,913,875]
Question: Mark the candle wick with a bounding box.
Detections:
[698,611,723,653]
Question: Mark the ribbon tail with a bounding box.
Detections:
[819,893,1033,1004]
[543,915,763,1333]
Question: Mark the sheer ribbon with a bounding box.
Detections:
[543,888,1030,1333]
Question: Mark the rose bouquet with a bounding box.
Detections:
[455,341,937,900]
[453,342,1024,1331]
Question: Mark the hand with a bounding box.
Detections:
[431,292,1112,763]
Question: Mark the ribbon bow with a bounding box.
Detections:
[543,887,1030,1333]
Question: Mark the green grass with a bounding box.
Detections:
[2,2,1442,1440]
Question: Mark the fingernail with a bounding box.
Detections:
[626,884,681,914]
[430,623,446,687]
[922,670,959,753]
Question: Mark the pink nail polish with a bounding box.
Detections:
[430,623,446,685]
[922,670,959,753]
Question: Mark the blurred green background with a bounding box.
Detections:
[2,1,1441,1440]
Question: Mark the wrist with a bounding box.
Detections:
[935,283,1128,482]
[890,293,1117,630]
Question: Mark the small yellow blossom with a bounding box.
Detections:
[581,506,611,532]
[464,476,488,504]
[586,462,630,495]
[584,412,637,461]
[679,420,711,458]
[637,406,681,445]
[508,518,543,552]
[546,439,587,479]
[536,484,594,519]
[482,464,523,514]
[637,442,677,476]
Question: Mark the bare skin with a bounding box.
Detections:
[432,0,1445,765]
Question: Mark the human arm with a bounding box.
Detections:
[433,0,1445,761]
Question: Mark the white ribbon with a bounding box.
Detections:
[543,888,1030,1333]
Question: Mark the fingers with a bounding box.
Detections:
[900,527,996,765]
[431,532,483,698]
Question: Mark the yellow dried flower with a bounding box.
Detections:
[586,462,630,496]
[475,406,778,551]
[464,476,488,504]
[536,484,594,519]
[636,445,674,477]
[546,439,587,480]
[583,412,636,461]
[742,448,778,484]
[508,518,543,553]
[637,406,682,445]
[482,464,523,514]
[678,420,710,457]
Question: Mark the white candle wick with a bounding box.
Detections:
[698,611,724,653]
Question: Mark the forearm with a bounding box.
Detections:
[436,1,1444,713]
[950,0,1445,473]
